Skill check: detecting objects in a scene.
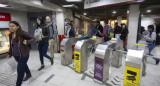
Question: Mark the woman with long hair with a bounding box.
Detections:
[7,21,35,86]
[34,17,53,71]
[120,24,129,52]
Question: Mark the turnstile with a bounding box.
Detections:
[94,39,123,83]
[74,37,104,73]
[94,42,114,82]
[123,42,148,86]
[109,40,123,68]
[61,37,83,65]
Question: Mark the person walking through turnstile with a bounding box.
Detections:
[85,22,98,53]
[45,16,58,59]
[34,17,53,71]
[7,21,35,86]
[142,25,160,65]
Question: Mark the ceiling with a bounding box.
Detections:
[0,0,160,20]
[0,0,49,13]
[49,0,160,20]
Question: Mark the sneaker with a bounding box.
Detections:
[23,74,32,81]
[38,65,45,71]
[51,58,54,65]
[156,59,160,65]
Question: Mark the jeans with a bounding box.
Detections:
[38,42,51,65]
[147,42,159,61]
[14,55,31,86]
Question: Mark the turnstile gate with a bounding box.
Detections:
[94,39,123,83]
[123,41,148,86]
[74,37,104,73]
[61,37,83,66]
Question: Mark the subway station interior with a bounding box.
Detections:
[0,0,160,86]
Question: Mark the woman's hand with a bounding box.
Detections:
[23,40,27,45]
[6,55,11,58]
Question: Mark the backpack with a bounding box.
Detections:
[107,27,114,38]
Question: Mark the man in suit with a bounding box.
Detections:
[65,23,75,38]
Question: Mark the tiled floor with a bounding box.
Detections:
[0,46,160,86]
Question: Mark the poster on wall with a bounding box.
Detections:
[84,0,143,9]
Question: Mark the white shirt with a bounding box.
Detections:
[67,28,71,37]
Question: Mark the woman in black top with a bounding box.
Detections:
[120,24,129,52]
[35,17,53,71]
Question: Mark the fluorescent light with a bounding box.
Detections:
[83,13,87,15]
[31,1,42,6]
[65,0,82,2]
[113,11,116,14]
[0,3,8,7]
[147,10,151,13]
[62,4,73,7]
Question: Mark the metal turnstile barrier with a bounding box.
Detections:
[109,40,123,68]
[123,41,148,86]
[74,37,104,73]
[61,37,83,66]
[94,42,114,82]
[94,39,123,83]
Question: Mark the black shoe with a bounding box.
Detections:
[23,74,32,81]
[51,58,54,65]
[38,65,45,71]
[156,60,159,65]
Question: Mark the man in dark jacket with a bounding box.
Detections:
[46,16,58,59]
[114,22,121,37]
[96,20,103,37]
[65,23,75,38]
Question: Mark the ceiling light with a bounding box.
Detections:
[31,1,42,5]
[147,10,151,13]
[65,0,82,2]
[113,11,116,14]
[83,13,87,15]
[127,10,129,14]
[0,3,8,7]
[136,0,144,2]
[62,4,74,7]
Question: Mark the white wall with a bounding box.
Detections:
[56,12,65,35]
[0,10,28,32]
[141,15,160,30]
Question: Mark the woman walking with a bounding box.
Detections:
[34,17,53,71]
[7,21,35,86]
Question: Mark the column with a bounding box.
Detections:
[127,4,140,48]
[117,16,122,26]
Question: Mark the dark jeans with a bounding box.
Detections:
[38,42,51,65]
[14,55,31,86]
[147,42,159,61]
